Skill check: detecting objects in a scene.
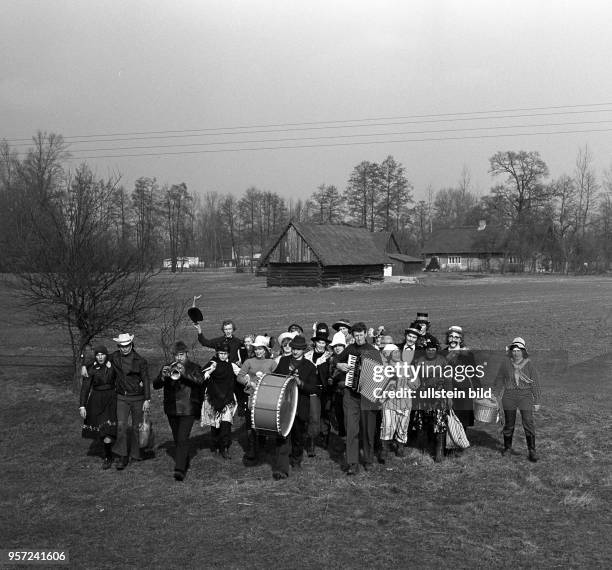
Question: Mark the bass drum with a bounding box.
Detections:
[251,374,298,437]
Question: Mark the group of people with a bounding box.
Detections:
[79,312,542,481]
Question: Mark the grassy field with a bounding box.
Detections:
[1,272,611,569]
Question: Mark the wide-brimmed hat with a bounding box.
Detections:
[289,335,308,350]
[447,325,463,336]
[113,333,134,346]
[187,307,203,323]
[93,344,108,356]
[278,331,298,345]
[172,341,189,354]
[332,319,352,331]
[330,332,346,347]
[252,335,270,349]
[287,323,303,333]
[404,327,422,337]
[508,337,527,353]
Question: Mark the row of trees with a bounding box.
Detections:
[1,133,611,376]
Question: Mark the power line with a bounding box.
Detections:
[64,119,612,155]
[63,126,612,160]
[5,102,612,143]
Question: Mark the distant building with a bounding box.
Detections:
[162,256,203,270]
[259,221,391,287]
[422,220,508,272]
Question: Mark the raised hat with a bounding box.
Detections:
[187,307,203,323]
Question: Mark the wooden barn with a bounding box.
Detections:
[259,221,390,287]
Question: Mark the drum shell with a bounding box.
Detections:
[251,373,298,437]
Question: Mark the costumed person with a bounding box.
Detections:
[79,345,117,469]
[494,337,541,462]
[272,335,319,479]
[109,333,151,470]
[201,343,237,459]
[275,331,297,362]
[378,335,419,462]
[414,335,451,462]
[236,335,277,464]
[413,312,431,349]
[194,319,244,425]
[153,341,205,481]
[304,328,331,456]
[442,325,480,436]
[398,326,424,442]
[336,322,383,475]
[327,332,347,440]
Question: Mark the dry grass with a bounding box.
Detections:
[1,273,612,568]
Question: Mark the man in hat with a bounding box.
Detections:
[304,328,331,456]
[153,341,205,481]
[398,326,423,443]
[109,333,151,469]
[413,313,432,349]
[336,322,383,475]
[272,335,319,479]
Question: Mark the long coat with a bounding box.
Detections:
[275,356,319,421]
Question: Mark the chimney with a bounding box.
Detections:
[477,220,487,231]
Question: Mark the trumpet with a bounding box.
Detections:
[166,361,185,381]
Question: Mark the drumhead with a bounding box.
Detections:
[277,377,298,437]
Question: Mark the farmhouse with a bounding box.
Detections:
[259,221,391,287]
[422,220,508,272]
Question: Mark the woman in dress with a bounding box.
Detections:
[79,345,117,469]
[494,337,541,462]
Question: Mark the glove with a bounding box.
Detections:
[79,407,86,419]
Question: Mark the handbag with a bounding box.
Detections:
[138,410,153,448]
[446,408,470,449]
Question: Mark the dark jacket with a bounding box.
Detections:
[275,355,319,420]
[197,333,243,364]
[338,341,383,394]
[154,360,205,417]
[109,349,151,399]
[80,362,117,407]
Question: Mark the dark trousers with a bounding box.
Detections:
[360,409,378,465]
[308,395,321,438]
[502,390,535,439]
[167,415,195,473]
[274,416,307,475]
[343,390,361,465]
[210,421,232,450]
[114,395,144,460]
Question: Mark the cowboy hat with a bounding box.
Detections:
[113,333,134,346]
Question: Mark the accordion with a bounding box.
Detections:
[344,355,358,388]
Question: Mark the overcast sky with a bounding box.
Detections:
[2,0,611,201]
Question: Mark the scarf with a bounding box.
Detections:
[511,358,534,387]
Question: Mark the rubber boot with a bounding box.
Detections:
[527,435,538,462]
[434,433,445,463]
[378,440,389,464]
[243,429,257,464]
[306,436,316,458]
[501,435,513,456]
[102,442,113,469]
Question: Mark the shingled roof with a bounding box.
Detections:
[422,225,506,255]
[260,221,391,266]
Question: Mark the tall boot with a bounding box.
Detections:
[243,429,257,463]
[434,433,445,463]
[501,435,513,456]
[526,435,538,462]
[102,442,113,469]
[306,436,316,458]
[378,440,389,464]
